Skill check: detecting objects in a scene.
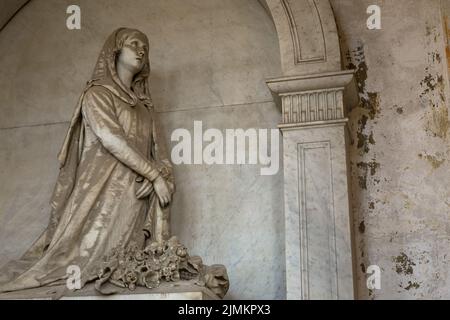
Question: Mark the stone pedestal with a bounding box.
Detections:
[0,280,219,300]
[267,70,357,300]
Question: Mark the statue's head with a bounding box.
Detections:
[115,28,150,76]
[90,28,153,106]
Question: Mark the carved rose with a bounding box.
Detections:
[96,237,229,298]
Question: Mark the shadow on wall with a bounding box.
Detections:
[0,0,30,31]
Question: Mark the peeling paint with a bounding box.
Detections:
[362,92,381,121]
[359,221,366,234]
[360,263,366,273]
[346,45,379,156]
[395,106,404,115]
[334,2,450,300]
[418,153,445,169]
[421,23,449,140]
[356,113,376,154]
[357,160,380,190]
[426,23,438,42]
[425,106,449,139]
[404,281,421,291]
[429,51,442,64]
[393,253,416,275]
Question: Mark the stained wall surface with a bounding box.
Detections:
[331,0,450,299]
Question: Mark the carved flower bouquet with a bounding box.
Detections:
[95,237,204,291]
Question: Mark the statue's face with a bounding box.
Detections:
[117,33,148,75]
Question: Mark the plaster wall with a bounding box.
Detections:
[331,0,450,299]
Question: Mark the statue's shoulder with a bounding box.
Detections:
[84,85,115,99]
[82,86,117,110]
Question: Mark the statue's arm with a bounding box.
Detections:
[151,116,174,180]
[81,87,160,182]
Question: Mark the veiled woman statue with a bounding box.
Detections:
[0,28,177,293]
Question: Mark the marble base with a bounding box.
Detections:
[0,280,219,300]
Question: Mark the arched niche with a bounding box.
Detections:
[263,0,342,76]
[0,0,355,300]
[0,0,284,301]
[1,0,342,76]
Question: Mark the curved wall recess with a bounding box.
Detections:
[0,0,356,300]
[0,0,30,32]
[1,0,342,77]
[281,0,326,64]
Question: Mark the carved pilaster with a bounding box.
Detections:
[279,89,344,124]
[267,70,358,300]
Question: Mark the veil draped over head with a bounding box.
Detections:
[59,27,153,168]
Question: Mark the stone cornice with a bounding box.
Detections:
[266,70,356,94]
[266,70,359,126]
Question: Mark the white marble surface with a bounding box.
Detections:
[0,281,219,300]
[282,123,354,300]
[160,102,285,299]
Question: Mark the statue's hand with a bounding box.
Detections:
[153,175,171,207]
[135,178,154,199]
[166,180,176,196]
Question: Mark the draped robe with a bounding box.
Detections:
[0,28,174,293]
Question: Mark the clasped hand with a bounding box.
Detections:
[135,175,174,207]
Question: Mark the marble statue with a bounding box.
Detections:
[0,28,229,299]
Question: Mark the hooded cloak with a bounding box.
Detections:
[0,28,174,293]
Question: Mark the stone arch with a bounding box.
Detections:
[262,0,357,301]
[263,0,342,76]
